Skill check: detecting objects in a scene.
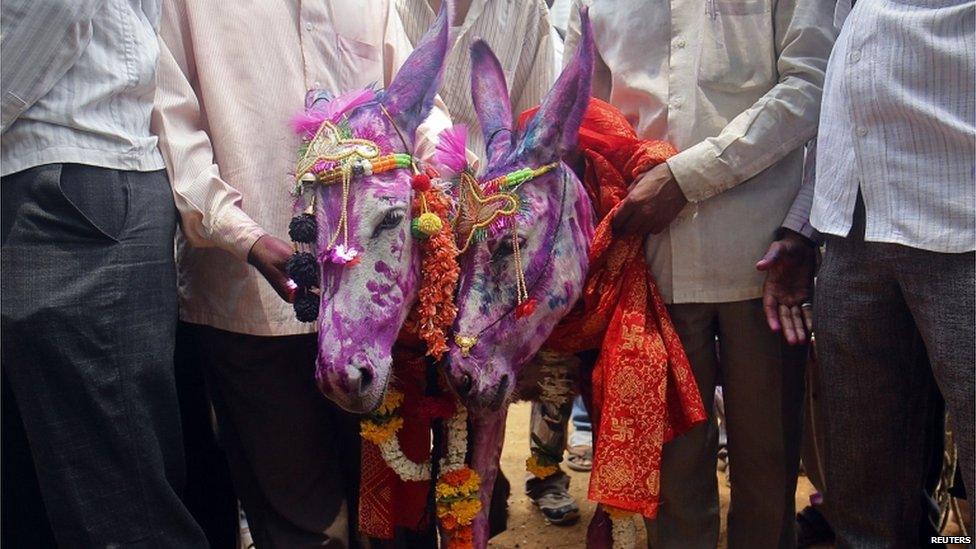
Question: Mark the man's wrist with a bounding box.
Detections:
[775,227,816,248]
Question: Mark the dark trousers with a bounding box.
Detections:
[815,199,975,548]
[178,323,361,549]
[175,323,240,549]
[1,164,206,547]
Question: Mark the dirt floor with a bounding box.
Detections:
[489,402,823,549]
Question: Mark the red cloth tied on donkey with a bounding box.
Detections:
[358,325,459,539]
[520,98,707,518]
[358,336,435,538]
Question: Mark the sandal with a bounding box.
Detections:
[566,445,593,472]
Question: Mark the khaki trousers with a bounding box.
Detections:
[644,299,806,549]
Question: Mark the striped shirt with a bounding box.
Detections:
[1,0,164,176]
[396,0,555,160]
[809,0,976,253]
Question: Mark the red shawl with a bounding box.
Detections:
[520,98,706,518]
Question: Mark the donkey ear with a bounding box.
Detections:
[515,6,593,164]
[470,40,514,166]
[382,2,451,140]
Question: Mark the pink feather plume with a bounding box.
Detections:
[434,125,469,176]
[291,89,376,138]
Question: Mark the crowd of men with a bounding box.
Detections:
[1,0,973,548]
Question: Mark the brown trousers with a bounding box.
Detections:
[644,299,807,549]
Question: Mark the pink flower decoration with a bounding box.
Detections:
[329,244,359,265]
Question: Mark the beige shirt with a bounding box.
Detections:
[396,0,554,159]
[566,0,836,303]
[152,0,451,336]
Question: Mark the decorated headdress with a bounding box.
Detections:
[286,92,449,321]
[452,162,558,322]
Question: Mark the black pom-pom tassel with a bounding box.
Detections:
[294,292,319,322]
[288,214,318,243]
[286,252,320,287]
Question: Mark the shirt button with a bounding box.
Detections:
[305,23,313,31]
[314,80,322,88]
[851,50,861,62]
[672,98,683,109]
[856,126,868,137]
[674,38,686,49]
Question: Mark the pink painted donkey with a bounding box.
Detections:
[444,11,595,547]
[300,7,452,414]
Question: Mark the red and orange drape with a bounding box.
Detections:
[522,98,706,518]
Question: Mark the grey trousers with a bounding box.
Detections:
[1,164,206,547]
[644,299,807,549]
[815,203,975,548]
[178,323,362,549]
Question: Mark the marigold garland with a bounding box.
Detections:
[436,466,482,549]
[361,416,404,445]
[411,178,460,359]
[525,454,560,480]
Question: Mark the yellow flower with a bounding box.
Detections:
[436,482,460,500]
[376,390,404,416]
[417,212,443,236]
[436,467,481,501]
[525,455,559,479]
[449,498,482,525]
[360,416,403,444]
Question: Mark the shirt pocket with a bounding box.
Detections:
[697,0,775,92]
[331,14,384,88]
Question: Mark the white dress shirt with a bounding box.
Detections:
[153,0,452,336]
[1,0,164,176]
[396,0,555,159]
[808,0,975,253]
[566,0,837,303]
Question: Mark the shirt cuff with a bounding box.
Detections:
[666,140,736,203]
[211,205,267,262]
[781,218,823,245]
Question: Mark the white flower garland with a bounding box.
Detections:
[377,434,431,481]
[374,405,469,482]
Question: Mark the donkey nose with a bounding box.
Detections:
[344,364,374,391]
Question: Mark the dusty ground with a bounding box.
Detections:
[489,402,823,549]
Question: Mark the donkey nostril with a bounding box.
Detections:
[358,367,374,389]
[457,373,473,396]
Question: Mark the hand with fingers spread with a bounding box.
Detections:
[756,229,817,345]
[248,235,297,303]
[611,162,688,236]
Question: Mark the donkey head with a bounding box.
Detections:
[445,9,594,412]
[301,6,451,413]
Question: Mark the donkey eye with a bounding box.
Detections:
[373,208,405,237]
[492,236,525,260]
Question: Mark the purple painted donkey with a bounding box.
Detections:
[307,7,451,414]
[444,11,595,547]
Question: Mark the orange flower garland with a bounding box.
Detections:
[435,466,482,549]
[411,174,459,359]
